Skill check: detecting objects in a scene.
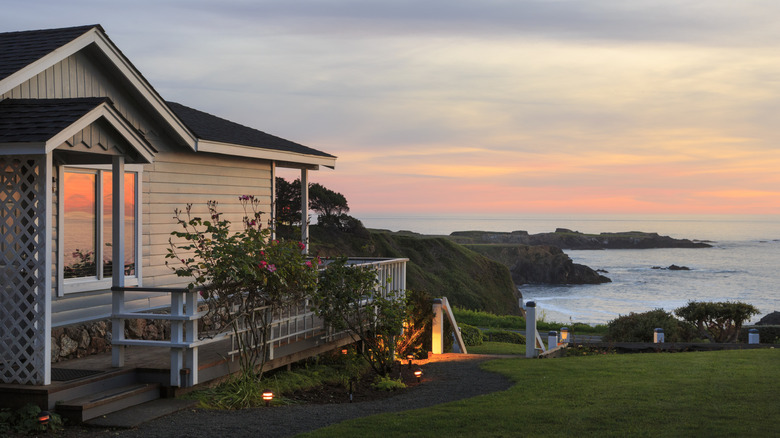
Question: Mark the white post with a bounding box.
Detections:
[170,292,184,387]
[300,169,309,255]
[526,301,537,358]
[748,329,759,345]
[654,328,665,343]
[548,331,558,350]
[111,156,126,368]
[270,161,276,240]
[431,299,443,355]
[184,290,198,387]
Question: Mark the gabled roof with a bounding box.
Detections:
[0,25,336,168]
[0,97,107,142]
[0,25,97,82]
[0,97,155,162]
[167,101,336,166]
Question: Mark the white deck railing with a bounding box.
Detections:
[110,257,408,387]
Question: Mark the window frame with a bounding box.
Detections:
[57,164,143,296]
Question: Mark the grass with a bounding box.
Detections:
[453,306,607,334]
[467,341,526,355]
[300,349,780,437]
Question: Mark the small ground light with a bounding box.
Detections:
[342,348,348,355]
[262,389,274,407]
[407,354,414,369]
[38,411,50,425]
[414,368,422,383]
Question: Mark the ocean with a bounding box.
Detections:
[357,214,780,325]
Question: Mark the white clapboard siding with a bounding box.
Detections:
[19,54,278,326]
[142,152,272,289]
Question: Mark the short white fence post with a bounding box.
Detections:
[432,299,444,355]
[525,301,537,358]
[654,328,665,343]
[548,331,558,350]
[748,329,759,344]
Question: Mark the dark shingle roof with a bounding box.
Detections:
[0,25,98,81]
[166,101,335,159]
[0,98,109,143]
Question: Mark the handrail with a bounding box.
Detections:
[110,257,407,388]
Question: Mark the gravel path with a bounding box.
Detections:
[111,354,514,438]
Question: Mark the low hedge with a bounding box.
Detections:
[482,328,525,345]
[458,324,484,346]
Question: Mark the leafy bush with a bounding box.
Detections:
[458,324,484,346]
[482,328,526,344]
[0,404,62,435]
[675,301,759,343]
[453,307,525,329]
[372,376,407,391]
[603,309,696,343]
[738,326,780,344]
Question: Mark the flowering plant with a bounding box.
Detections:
[166,196,319,379]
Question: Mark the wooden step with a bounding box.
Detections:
[56,383,161,423]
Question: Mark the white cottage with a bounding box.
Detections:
[0,24,345,389]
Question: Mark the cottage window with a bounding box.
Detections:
[61,167,140,293]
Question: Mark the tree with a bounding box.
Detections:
[309,182,349,219]
[166,196,320,384]
[275,177,301,226]
[675,301,759,343]
[312,258,406,376]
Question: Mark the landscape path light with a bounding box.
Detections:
[407,354,414,369]
[262,389,274,407]
[37,410,50,425]
[414,368,422,383]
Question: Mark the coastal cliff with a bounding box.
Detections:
[449,229,711,249]
[308,226,522,315]
[463,244,611,285]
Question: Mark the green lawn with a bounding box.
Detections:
[300,349,780,437]
[467,341,526,355]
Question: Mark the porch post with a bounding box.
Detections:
[270,161,276,240]
[0,155,51,385]
[300,168,309,254]
[111,156,126,367]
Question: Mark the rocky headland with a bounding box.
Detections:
[449,229,712,250]
[462,244,611,285]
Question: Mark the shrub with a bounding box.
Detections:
[738,326,780,344]
[603,309,696,343]
[372,376,407,391]
[675,301,759,343]
[0,404,62,435]
[482,328,526,344]
[458,324,484,346]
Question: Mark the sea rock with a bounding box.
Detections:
[652,265,691,271]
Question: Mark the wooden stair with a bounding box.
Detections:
[56,382,161,423]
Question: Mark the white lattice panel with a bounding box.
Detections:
[0,156,49,385]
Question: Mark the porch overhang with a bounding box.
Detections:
[0,98,155,164]
[196,139,336,169]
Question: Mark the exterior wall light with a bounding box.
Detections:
[262,389,274,407]
[414,368,422,383]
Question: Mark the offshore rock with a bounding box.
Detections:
[450,229,712,249]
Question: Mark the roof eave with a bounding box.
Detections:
[196,139,336,169]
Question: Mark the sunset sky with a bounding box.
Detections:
[5,1,780,216]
